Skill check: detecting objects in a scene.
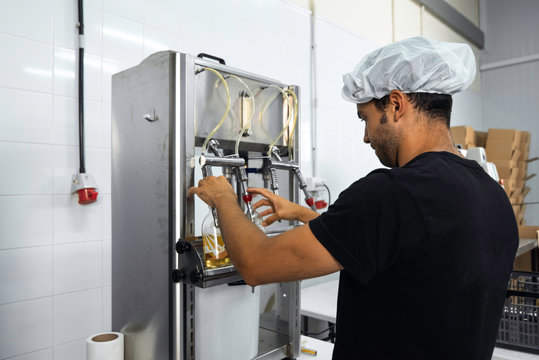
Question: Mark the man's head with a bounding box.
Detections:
[357,90,453,167]
[342,36,476,167]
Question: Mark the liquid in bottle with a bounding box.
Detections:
[201,211,231,269]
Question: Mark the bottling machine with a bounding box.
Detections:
[112,51,313,360]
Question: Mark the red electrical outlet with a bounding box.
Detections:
[72,173,99,205]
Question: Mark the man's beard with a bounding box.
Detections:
[373,116,400,167]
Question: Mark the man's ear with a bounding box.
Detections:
[388,90,407,121]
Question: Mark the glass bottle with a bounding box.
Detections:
[201,210,231,269]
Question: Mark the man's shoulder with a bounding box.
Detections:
[345,169,404,198]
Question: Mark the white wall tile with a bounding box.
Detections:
[53,288,102,345]
[0,142,53,195]
[101,148,111,194]
[0,34,53,93]
[53,96,103,147]
[10,348,53,360]
[52,145,78,195]
[54,339,86,360]
[104,0,144,22]
[53,48,102,101]
[145,0,181,33]
[54,241,102,294]
[54,0,102,55]
[102,239,111,286]
[53,194,102,244]
[0,0,53,43]
[85,0,102,9]
[53,145,103,195]
[0,297,53,359]
[0,196,53,250]
[0,246,53,305]
[102,194,111,239]
[102,285,111,331]
[102,13,144,63]
[210,9,241,46]
[102,102,112,148]
[0,87,52,144]
[143,25,182,56]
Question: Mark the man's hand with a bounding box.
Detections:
[188,176,237,208]
[248,187,319,226]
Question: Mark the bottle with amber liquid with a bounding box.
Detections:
[201,210,231,269]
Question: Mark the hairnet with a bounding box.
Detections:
[341,36,476,104]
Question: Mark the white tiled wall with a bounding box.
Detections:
[0,0,480,359]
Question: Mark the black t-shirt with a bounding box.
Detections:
[309,151,518,360]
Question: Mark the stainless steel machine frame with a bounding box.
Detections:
[112,51,303,360]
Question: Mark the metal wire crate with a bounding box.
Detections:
[496,271,539,353]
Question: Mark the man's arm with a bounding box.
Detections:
[188,176,343,286]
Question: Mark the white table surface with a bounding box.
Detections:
[298,335,334,359]
[492,347,539,360]
[300,280,339,323]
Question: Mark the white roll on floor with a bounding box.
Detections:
[87,332,124,360]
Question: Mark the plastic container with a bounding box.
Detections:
[496,271,539,354]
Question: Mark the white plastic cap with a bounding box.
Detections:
[342,36,476,104]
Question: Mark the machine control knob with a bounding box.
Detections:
[190,270,202,283]
[175,240,190,254]
[172,269,186,283]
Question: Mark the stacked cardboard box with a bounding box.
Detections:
[486,129,521,195]
[474,131,487,148]
[485,129,536,225]
[450,126,475,149]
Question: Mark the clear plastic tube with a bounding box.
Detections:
[212,75,256,156]
[228,75,255,155]
[286,89,298,161]
[201,67,231,154]
[266,86,293,157]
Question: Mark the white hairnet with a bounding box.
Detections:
[342,36,476,104]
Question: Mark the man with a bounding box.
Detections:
[189,37,518,359]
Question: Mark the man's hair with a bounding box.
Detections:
[372,93,453,128]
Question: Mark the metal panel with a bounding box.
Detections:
[481,0,539,64]
[112,51,175,360]
[412,0,484,48]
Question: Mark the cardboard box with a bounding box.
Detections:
[514,252,532,271]
[451,126,475,147]
[520,131,531,150]
[451,125,474,138]
[518,160,528,177]
[487,129,521,148]
[475,131,488,148]
[494,161,517,180]
[486,142,521,161]
[518,226,539,239]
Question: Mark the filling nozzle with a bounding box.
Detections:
[199,138,254,222]
[236,166,254,221]
[266,146,281,195]
[293,167,316,210]
[264,146,315,209]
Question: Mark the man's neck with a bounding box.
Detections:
[397,125,460,166]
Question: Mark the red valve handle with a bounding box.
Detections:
[315,200,328,209]
[77,188,98,205]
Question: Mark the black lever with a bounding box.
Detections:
[197,53,226,65]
